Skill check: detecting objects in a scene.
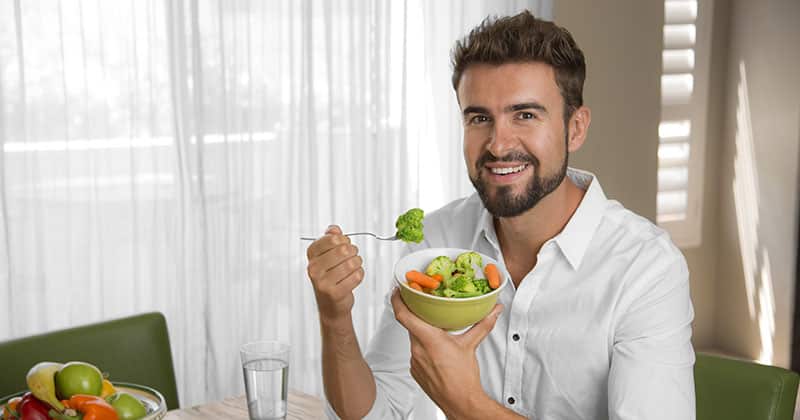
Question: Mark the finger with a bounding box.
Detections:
[391,288,444,342]
[329,267,365,300]
[306,225,349,259]
[311,256,362,295]
[324,254,363,282]
[306,230,350,260]
[307,243,358,280]
[460,304,504,350]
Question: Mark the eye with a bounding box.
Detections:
[517,111,536,120]
[469,115,490,125]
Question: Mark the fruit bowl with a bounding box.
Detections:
[0,382,167,420]
[394,247,508,331]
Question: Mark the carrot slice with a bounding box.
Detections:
[405,270,440,289]
[484,263,501,289]
[407,281,423,291]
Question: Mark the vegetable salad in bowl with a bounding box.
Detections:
[404,251,501,298]
[394,248,507,330]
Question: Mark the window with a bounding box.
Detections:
[657,0,713,247]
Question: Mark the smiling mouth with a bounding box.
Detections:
[487,164,529,175]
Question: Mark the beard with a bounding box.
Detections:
[470,148,568,218]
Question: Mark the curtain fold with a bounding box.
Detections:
[0,0,550,407]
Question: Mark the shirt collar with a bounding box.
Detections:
[473,167,607,270]
[553,168,607,269]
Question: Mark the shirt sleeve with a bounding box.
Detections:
[607,250,696,420]
[324,290,420,419]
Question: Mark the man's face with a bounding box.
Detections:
[457,62,569,218]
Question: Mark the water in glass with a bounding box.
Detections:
[243,358,289,420]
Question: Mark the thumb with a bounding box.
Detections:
[461,304,503,350]
[325,224,342,235]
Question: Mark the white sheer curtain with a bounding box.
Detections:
[0,0,550,408]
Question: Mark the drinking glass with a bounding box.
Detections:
[240,341,291,420]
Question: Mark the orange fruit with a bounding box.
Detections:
[100,379,116,398]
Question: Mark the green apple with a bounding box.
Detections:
[54,361,103,399]
[108,392,148,420]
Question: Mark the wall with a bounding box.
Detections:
[554,2,718,348]
[554,1,661,222]
[713,0,800,368]
[680,0,732,353]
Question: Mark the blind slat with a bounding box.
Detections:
[658,142,691,167]
[665,1,697,24]
[658,167,689,191]
[657,190,688,220]
[663,49,695,73]
[664,24,696,48]
[661,73,694,105]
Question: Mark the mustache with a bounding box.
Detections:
[476,151,538,171]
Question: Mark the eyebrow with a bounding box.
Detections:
[508,102,548,115]
[462,105,490,116]
[462,102,549,117]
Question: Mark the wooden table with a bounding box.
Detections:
[165,390,324,419]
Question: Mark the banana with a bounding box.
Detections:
[26,361,65,411]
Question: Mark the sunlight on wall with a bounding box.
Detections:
[732,61,775,364]
[758,249,775,363]
[732,62,759,319]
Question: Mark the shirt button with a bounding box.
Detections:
[507,397,515,405]
[512,333,520,341]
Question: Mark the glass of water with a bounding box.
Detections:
[240,341,291,420]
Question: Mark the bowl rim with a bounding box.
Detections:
[394,247,508,302]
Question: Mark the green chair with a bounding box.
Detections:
[0,312,179,410]
[695,352,799,420]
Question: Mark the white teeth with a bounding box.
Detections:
[490,164,527,175]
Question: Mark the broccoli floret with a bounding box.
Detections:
[395,208,425,243]
[425,256,455,283]
[453,290,483,298]
[448,274,477,293]
[454,267,475,280]
[443,283,481,298]
[472,279,491,294]
[447,274,469,291]
[397,208,424,225]
[455,251,483,273]
[397,226,424,243]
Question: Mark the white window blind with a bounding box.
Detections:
[657,0,713,247]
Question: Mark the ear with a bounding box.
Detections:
[566,106,591,153]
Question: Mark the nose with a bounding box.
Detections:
[487,120,518,157]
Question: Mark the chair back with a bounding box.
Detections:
[695,352,799,420]
[0,312,179,409]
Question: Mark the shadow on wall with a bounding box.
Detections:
[732,60,776,364]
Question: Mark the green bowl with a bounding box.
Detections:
[394,248,508,331]
[0,382,166,420]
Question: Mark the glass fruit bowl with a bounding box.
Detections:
[0,382,167,420]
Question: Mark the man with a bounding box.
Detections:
[306,10,695,420]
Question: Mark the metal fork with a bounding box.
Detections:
[300,232,398,241]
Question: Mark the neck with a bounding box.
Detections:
[494,176,585,285]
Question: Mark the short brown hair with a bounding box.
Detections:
[451,10,586,122]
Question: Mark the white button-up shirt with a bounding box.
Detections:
[325,168,695,420]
